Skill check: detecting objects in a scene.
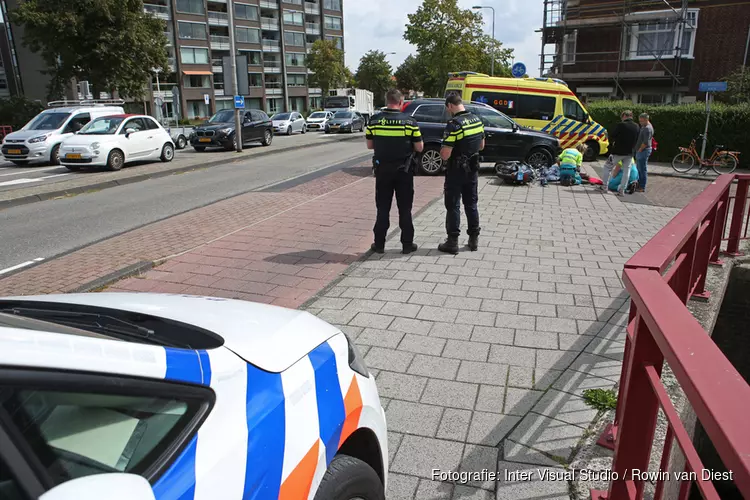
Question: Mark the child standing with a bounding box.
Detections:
[558,143,587,186]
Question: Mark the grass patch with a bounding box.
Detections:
[582,388,618,412]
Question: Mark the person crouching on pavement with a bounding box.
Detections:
[366,88,424,254]
[608,158,639,193]
[558,143,586,186]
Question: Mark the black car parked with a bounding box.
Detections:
[191,109,273,152]
[402,99,561,175]
[325,111,366,134]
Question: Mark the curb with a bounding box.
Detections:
[71,261,155,293]
[0,134,363,210]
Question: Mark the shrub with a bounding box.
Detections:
[586,101,750,162]
[0,96,44,131]
[582,388,618,412]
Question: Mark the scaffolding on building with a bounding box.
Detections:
[539,0,694,100]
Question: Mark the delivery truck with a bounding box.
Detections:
[323,89,375,124]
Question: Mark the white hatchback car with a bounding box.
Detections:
[59,115,175,171]
[0,293,388,500]
[305,111,334,132]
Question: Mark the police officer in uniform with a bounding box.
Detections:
[366,89,424,254]
[438,93,485,254]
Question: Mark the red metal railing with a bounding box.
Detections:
[592,173,750,500]
[0,125,12,140]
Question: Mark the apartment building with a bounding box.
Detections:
[539,0,750,104]
[147,0,344,119]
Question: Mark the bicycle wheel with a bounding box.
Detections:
[712,153,738,175]
[672,152,695,173]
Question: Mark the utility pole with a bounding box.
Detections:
[227,0,242,152]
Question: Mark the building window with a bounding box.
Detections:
[290,97,305,112]
[180,47,210,64]
[324,0,341,11]
[284,31,305,46]
[283,10,304,26]
[215,99,233,111]
[240,50,262,65]
[624,9,699,60]
[637,93,670,105]
[178,21,207,40]
[285,52,305,66]
[249,73,262,87]
[562,30,576,65]
[176,0,204,15]
[183,75,210,88]
[187,100,210,119]
[266,98,282,114]
[236,27,260,44]
[286,0,302,4]
[324,15,342,30]
[325,35,343,50]
[288,74,306,87]
[235,3,258,21]
[309,96,321,110]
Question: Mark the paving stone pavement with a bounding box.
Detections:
[303,177,681,500]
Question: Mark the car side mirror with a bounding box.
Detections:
[40,473,155,500]
[512,124,519,132]
[125,128,136,137]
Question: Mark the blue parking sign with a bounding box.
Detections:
[234,95,245,109]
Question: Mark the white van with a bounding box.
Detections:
[1,100,126,166]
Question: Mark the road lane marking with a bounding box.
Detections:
[0,257,45,276]
[0,166,62,177]
[0,173,69,187]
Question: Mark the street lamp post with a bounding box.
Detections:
[473,5,496,77]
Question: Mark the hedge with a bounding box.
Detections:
[586,101,749,163]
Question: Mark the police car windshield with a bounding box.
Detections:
[26,112,71,131]
[209,110,235,123]
[333,112,353,118]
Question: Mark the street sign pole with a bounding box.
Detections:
[227,1,242,152]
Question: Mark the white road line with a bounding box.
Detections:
[0,258,45,276]
[0,166,61,177]
[0,173,69,187]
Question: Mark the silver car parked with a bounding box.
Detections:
[271,112,307,135]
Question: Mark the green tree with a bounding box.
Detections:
[11,0,169,100]
[355,50,393,107]
[0,96,44,130]
[394,55,422,94]
[307,39,346,97]
[722,66,750,104]
[404,0,514,96]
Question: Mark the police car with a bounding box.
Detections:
[0,293,387,500]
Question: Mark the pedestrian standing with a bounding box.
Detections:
[366,88,423,254]
[635,113,654,193]
[438,94,485,254]
[599,110,640,196]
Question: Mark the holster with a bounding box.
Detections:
[452,153,480,174]
[398,152,417,174]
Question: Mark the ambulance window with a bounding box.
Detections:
[563,98,587,122]
[471,91,517,118]
[516,95,555,121]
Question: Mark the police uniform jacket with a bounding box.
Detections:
[442,110,485,160]
[366,109,422,166]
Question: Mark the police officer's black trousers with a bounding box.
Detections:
[444,168,480,238]
[374,167,414,248]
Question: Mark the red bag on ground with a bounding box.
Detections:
[588,177,603,185]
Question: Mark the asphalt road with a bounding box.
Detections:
[0,140,370,273]
[0,130,360,193]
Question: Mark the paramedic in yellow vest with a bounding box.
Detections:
[557,143,586,186]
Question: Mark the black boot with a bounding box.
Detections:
[402,243,418,254]
[370,243,384,254]
[438,236,459,255]
[468,234,479,251]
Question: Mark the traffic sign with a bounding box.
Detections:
[699,81,727,93]
[203,94,210,105]
[234,95,245,109]
[512,62,527,78]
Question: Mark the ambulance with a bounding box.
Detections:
[445,72,609,160]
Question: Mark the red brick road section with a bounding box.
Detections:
[109,174,443,308]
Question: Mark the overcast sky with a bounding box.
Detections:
[343,0,544,78]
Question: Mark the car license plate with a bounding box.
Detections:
[331,125,339,129]
[199,138,211,143]
[7,149,21,154]
[66,153,82,159]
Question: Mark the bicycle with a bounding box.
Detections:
[671,134,741,175]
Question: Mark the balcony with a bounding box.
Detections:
[259,0,278,7]
[261,17,279,30]
[263,61,282,73]
[208,11,229,26]
[207,0,227,3]
[262,39,280,52]
[305,22,320,35]
[304,2,320,15]
[211,35,230,50]
[308,87,322,95]
[265,81,283,95]
[143,4,170,20]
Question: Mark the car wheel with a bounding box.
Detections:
[193,146,206,152]
[583,141,600,162]
[49,144,61,166]
[526,147,554,169]
[302,124,307,134]
[420,146,443,176]
[175,135,187,150]
[10,160,29,166]
[224,136,237,151]
[262,130,273,146]
[161,143,175,162]
[65,165,81,172]
[287,126,293,136]
[313,455,384,500]
[106,149,125,171]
